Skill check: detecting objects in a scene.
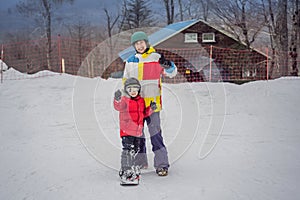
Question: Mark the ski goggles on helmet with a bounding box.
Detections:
[125,85,140,93]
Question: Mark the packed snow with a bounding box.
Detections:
[0,60,8,71]
[0,68,300,200]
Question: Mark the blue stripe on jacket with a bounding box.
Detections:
[127,55,139,63]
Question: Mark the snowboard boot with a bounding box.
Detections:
[156,167,168,176]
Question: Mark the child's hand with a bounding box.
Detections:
[150,101,157,111]
[114,90,122,101]
[159,54,172,69]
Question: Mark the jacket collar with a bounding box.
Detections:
[140,46,156,59]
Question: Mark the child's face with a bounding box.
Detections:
[129,90,138,98]
[126,86,139,98]
[134,40,147,54]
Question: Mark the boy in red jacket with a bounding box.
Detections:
[114,77,156,184]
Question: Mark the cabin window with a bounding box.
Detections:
[202,33,215,43]
[184,33,198,43]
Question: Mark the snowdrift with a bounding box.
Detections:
[0,59,8,71]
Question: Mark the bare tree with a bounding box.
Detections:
[199,0,210,21]
[67,19,92,40]
[16,0,74,70]
[261,0,289,77]
[185,0,211,21]
[177,0,184,21]
[290,0,300,76]
[277,0,289,76]
[66,18,93,64]
[211,0,267,49]
[163,0,175,24]
[104,8,120,39]
[103,8,122,65]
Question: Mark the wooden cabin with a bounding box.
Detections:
[103,19,268,83]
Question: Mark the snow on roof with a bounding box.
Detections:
[118,19,200,61]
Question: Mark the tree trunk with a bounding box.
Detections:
[276,0,288,76]
[265,0,289,77]
[290,0,299,76]
[163,0,174,24]
[178,0,183,21]
[42,0,52,71]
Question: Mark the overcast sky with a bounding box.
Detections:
[0,0,121,12]
[0,0,19,10]
[0,0,164,34]
[0,0,146,34]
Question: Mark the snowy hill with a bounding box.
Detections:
[0,70,300,200]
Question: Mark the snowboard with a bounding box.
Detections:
[120,176,140,186]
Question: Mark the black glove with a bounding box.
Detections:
[150,101,157,110]
[114,90,122,101]
[159,54,172,69]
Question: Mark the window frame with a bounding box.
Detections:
[184,33,198,43]
[202,33,216,43]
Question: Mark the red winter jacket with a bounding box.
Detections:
[114,95,152,137]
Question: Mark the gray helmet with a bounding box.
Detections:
[124,77,141,94]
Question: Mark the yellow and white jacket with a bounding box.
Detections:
[123,47,177,112]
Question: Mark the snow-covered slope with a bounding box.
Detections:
[0,70,300,200]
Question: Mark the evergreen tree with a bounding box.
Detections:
[121,0,155,31]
